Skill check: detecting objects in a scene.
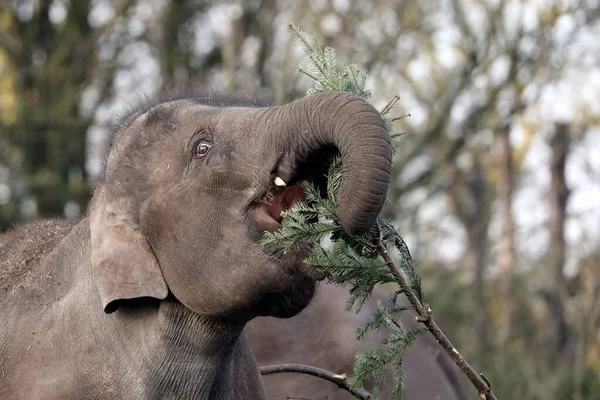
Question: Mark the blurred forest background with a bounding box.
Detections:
[1,0,599,398]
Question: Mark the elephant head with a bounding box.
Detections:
[90,91,392,321]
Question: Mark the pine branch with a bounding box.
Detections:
[375,236,497,400]
[380,95,400,117]
[268,23,498,400]
[287,23,374,99]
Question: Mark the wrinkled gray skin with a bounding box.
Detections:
[0,91,392,399]
[249,284,471,399]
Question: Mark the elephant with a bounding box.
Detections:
[248,284,471,399]
[0,90,393,399]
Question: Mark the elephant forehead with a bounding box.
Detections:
[134,102,260,147]
[110,101,205,147]
[135,101,216,137]
[213,106,279,145]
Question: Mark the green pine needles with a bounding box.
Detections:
[259,23,426,399]
[286,23,371,99]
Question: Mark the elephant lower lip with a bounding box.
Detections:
[248,206,281,232]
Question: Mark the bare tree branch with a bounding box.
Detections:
[259,363,373,400]
[375,235,498,400]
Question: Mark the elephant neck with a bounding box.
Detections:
[128,299,266,399]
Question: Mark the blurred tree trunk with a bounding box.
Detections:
[161,0,198,85]
[543,122,571,363]
[447,157,491,359]
[222,13,240,92]
[495,126,517,337]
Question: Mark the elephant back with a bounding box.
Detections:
[0,220,75,293]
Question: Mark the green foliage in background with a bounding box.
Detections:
[0,0,109,230]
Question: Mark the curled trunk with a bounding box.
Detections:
[278,91,393,234]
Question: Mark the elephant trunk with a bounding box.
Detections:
[278,91,393,234]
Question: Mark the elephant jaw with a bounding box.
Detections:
[249,184,305,232]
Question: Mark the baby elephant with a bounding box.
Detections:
[0,91,392,399]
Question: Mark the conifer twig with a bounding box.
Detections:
[374,236,498,400]
[260,363,373,400]
[380,95,400,116]
[277,23,498,399]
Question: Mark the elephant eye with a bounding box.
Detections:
[195,142,212,158]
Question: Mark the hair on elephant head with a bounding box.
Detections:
[90,90,392,320]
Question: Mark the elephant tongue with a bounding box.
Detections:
[267,184,305,222]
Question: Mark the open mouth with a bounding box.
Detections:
[248,147,335,233]
[248,175,328,282]
[248,182,305,232]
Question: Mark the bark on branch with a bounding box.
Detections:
[259,363,373,400]
[375,237,498,400]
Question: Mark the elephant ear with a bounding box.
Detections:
[90,186,168,313]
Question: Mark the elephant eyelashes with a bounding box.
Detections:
[194,141,212,158]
